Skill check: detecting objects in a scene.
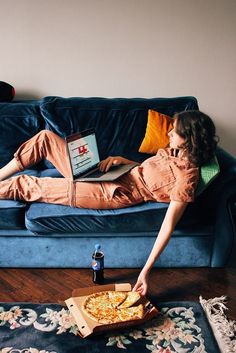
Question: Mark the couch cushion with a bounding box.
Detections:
[0,200,27,229]
[25,200,202,235]
[0,169,42,230]
[40,96,198,167]
[0,100,44,168]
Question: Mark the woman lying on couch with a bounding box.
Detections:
[0,110,218,295]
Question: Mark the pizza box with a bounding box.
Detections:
[65,282,159,338]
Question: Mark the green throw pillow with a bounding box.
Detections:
[195,155,220,196]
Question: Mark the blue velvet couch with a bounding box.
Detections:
[0,96,236,268]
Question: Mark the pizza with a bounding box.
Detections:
[82,290,143,324]
[108,291,128,308]
[118,291,141,308]
[82,291,119,324]
[117,304,144,321]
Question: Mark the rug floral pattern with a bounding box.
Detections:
[106,306,206,352]
[0,302,220,353]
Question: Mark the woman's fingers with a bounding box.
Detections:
[132,281,146,296]
[105,159,114,172]
[98,158,109,172]
[132,272,148,296]
[99,157,121,172]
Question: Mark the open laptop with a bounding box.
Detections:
[65,129,138,182]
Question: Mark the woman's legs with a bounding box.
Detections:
[0,174,116,208]
[0,130,142,208]
[0,159,19,181]
[0,174,138,209]
[0,130,71,181]
[0,175,74,206]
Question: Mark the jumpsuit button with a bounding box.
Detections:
[158,193,167,199]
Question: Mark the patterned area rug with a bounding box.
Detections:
[0,297,235,353]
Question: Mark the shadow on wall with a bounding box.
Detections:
[217,124,236,157]
[14,90,43,100]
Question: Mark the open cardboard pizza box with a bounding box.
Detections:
[65,282,159,338]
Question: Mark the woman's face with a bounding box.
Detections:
[168,119,186,149]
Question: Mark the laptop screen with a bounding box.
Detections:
[66,129,100,177]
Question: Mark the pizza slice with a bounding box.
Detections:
[118,291,141,308]
[117,304,144,322]
[84,305,120,324]
[108,291,127,308]
[97,307,121,324]
[83,292,111,310]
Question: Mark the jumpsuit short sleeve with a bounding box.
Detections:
[169,167,199,203]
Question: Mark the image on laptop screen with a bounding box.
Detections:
[67,130,100,178]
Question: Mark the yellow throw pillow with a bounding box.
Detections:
[139,110,173,154]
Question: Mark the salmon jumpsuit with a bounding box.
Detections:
[0,130,199,208]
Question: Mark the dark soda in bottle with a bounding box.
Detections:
[92,244,104,284]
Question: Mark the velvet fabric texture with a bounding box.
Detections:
[0,232,214,268]
[0,96,236,268]
[0,100,43,168]
[25,199,201,235]
[40,96,197,167]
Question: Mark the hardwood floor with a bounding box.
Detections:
[0,267,235,320]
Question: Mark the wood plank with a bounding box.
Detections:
[0,268,235,319]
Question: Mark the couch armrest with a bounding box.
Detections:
[211,180,236,266]
[195,147,236,266]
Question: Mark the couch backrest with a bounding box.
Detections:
[0,101,44,168]
[40,96,198,164]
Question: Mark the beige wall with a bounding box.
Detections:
[1,0,236,155]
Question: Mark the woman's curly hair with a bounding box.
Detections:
[175,110,219,167]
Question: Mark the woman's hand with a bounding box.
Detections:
[98,156,124,172]
[99,156,132,172]
[132,270,149,296]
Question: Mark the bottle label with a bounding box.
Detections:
[92,258,104,271]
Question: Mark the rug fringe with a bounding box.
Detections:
[199,295,236,353]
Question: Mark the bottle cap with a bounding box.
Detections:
[95,244,101,251]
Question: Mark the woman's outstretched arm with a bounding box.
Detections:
[132,200,188,296]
